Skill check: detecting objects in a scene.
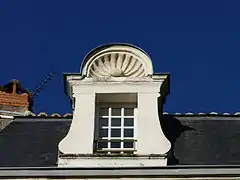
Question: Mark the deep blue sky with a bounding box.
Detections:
[0,1,240,114]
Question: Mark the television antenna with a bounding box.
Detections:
[32,71,56,99]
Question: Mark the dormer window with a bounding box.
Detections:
[95,93,137,154]
[58,44,171,167]
[96,105,137,154]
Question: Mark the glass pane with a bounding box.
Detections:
[111,118,121,126]
[112,108,121,116]
[99,118,108,126]
[111,129,121,137]
[124,108,134,116]
[124,141,134,148]
[98,141,108,149]
[124,129,134,137]
[99,108,109,116]
[111,142,121,148]
[99,129,108,138]
[124,118,134,126]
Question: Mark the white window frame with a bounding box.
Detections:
[95,103,137,154]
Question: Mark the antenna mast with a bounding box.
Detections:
[32,72,55,99]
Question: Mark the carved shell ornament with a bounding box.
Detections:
[90,53,146,77]
[81,44,154,78]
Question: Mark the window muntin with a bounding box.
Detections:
[96,106,136,154]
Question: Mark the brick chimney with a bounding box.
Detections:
[0,80,32,116]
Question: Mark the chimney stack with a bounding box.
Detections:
[0,80,32,116]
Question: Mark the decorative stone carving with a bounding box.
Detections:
[81,44,154,78]
[89,53,145,78]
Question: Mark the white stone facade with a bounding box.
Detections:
[58,44,171,167]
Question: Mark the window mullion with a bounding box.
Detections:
[121,107,124,153]
[108,107,111,154]
[134,107,137,153]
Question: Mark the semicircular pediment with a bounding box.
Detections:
[80,44,153,78]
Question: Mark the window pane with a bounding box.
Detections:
[112,108,121,116]
[111,118,121,126]
[124,118,134,126]
[111,129,121,137]
[99,118,108,126]
[111,142,121,148]
[99,108,109,116]
[124,108,134,116]
[98,141,108,149]
[99,129,108,138]
[124,129,134,137]
[124,141,134,148]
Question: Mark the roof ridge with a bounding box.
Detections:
[16,111,240,118]
[24,111,73,118]
[163,112,240,116]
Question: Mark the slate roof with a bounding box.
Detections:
[0,118,70,167]
[162,115,240,165]
[1,115,240,167]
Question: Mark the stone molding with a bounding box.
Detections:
[81,44,154,78]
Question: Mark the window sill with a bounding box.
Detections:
[59,153,167,158]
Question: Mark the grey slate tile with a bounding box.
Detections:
[1,116,240,167]
[0,119,70,167]
[173,118,240,165]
